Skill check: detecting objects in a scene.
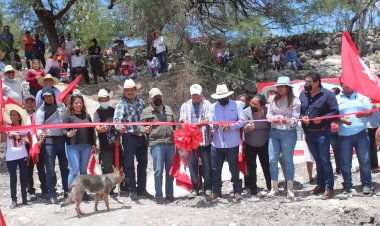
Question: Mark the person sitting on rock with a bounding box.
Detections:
[212,42,228,66]
[146,54,160,77]
[122,53,137,79]
[71,46,90,84]
[272,49,285,71]
[285,45,300,71]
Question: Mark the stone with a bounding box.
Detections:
[313,49,324,58]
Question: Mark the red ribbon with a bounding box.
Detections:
[115,142,120,169]
[0,209,6,226]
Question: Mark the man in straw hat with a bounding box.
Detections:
[36,87,69,204]
[113,79,150,200]
[179,84,213,198]
[2,65,23,104]
[71,46,90,83]
[140,87,176,204]
[94,88,121,196]
[207,83,246,201]
[152,30,167,73]
[35,74,60,108]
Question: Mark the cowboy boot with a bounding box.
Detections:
[287,180,295,200]
[267,181,279,197]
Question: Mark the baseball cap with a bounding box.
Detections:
[149,88,162,99]
[24,94,36,101]
[190,84,202,95]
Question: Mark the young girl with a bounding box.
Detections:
[1,103,31,209]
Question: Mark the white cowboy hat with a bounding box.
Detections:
[123,79,141,89]
[38,74,60,87]
[3,101,28,126]
[261,86,277,97]
[124,52,131,58]
[73,46,80,52]
[149,88,162,99]
[3,65,19,77]
[97,89,114,99]
[211,84,234,99]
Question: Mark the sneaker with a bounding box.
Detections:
[310,185,325,195]
[362,186,371,195]
[30,194,37,202]
[250,189,258,196]
[137,189,154,199]
[49,197,58,204]
[188,190,199,199]
[63,191,68,199]
[204,190,212,196]
[206,193,220,201]
[343,189,352,195]
[10,201,17,209]
[130,192,138,201]
[234,193,243,201]
[155,197,165,204]
[321,188,334,200]
[166,196,175,202]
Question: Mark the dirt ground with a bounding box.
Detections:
[1,73,380,226]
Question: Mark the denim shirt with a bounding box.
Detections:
[337,92,372,136]
[208,99,246,148]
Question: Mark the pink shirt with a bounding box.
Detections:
[122,60,136,71]
[56,47,70,63]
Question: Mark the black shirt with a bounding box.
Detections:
[299,87,339,131]
[93,107,118,149]
[62,112,96,145]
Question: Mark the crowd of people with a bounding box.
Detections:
[0,26,168,85]
[2,65,380,209]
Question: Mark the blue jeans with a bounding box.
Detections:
[122,134,148,193]
[340,129,371,189]
[66,144,92,187]
[48,68,61,79]
[188,145,212,191]
[44,137,69,197]
[331,132,342,173]
[305,131,334,189]
[151,143,175,198]
[211,146,242,195]
[268,128,297,181]
[157,51,167,73]
[6,157,27,202]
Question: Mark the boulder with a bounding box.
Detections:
[313,49,324,58]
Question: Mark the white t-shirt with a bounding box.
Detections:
[6,129,29,161]
[65,40,76,54]
[71,55,86,68]
[153,36,166,54]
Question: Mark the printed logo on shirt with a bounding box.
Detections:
[8,132,25,148]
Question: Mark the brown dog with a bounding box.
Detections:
[61,168,125,217]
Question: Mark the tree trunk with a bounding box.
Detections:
[147,32,153,55]
[35,10,60,52]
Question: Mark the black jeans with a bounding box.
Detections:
[244,142,271,191]
[71,67,90,83]
[121,134,148,193]
[26,143,47,194]
[6,157,27,202]
[90,57,106,83]
[368,128,379,169]
[188,145,212,191]
[99,144,123,174]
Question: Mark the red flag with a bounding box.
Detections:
[169,149,192,192]
[238,129,247,175]
[4,97,23,107]
[0,78,4,125]
[0,209,6,226]
[29,116,40,165]
[341,31,380,102]
[58,75,82,102]
[88,149,97,176]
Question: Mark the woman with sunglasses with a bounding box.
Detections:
[266,76,300,199]
[62,94,96,187]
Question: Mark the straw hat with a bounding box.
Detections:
[211,84,234,99]
[38,74,59,87]
[3,98,28,125]
[261,86,277,97]
[97,89,113,99]
[123,79,141,89]
[3,65,19,77]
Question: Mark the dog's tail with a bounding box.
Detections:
[60,184,76,207]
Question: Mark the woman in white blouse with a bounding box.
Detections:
[266,76,301,199]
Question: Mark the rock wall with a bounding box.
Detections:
[254,28,380,82]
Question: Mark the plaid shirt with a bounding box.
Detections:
[179,99,212,146]
[113,97,145,133]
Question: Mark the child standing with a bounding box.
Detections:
[1,100,31,209]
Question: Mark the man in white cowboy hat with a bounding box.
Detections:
[140,87,176,204]
[113,79,150,200]
[23,94,48,201]
[179,84,213,198]
[2,65,23,104]
[207,83,246,201]
[71,46,90,83]
[35,87,69,204]
[35,74,61,108]
[123,53,137,79]
[93,88,121,196]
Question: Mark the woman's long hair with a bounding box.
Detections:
[273,86,295,108]
[69,94,88,115]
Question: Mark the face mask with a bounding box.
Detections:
[251,106,259,112]
[100,101,109,109]
[153,98,162,106]
[304,84,312,92]
[218,98,229,106]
